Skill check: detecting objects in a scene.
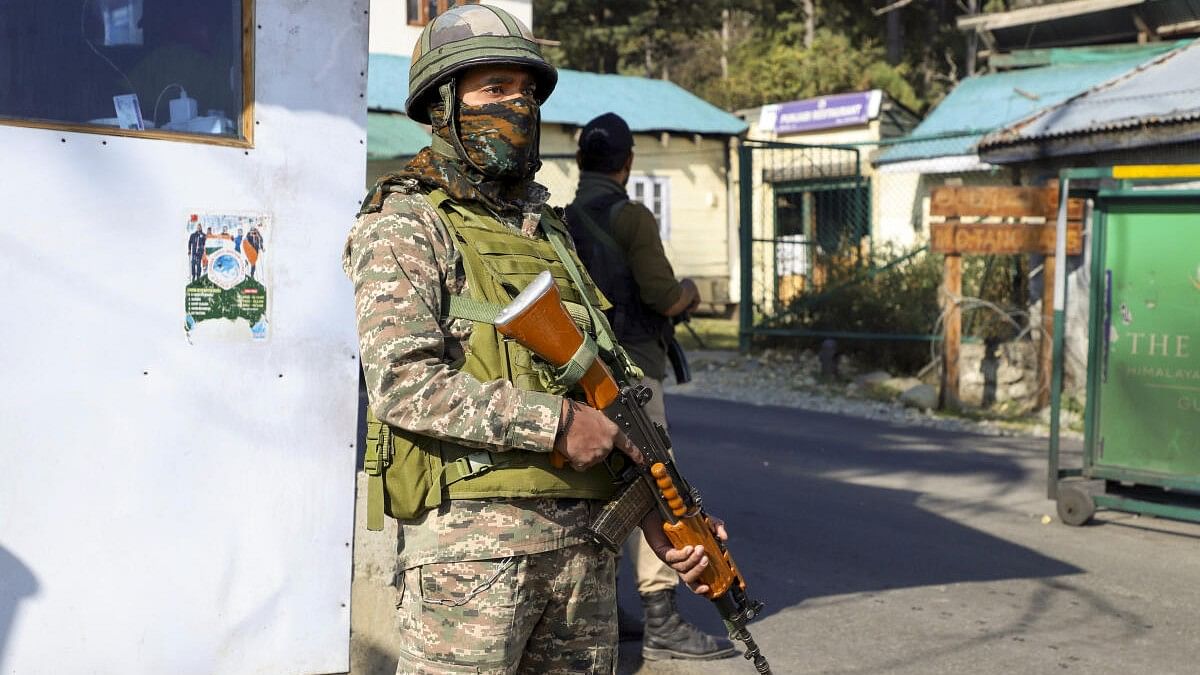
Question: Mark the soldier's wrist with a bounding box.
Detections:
[555,400,577,449]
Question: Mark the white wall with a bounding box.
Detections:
[369,0,534,56]
[0,1,368,673]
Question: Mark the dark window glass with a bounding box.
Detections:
[775,191,807,237]
[0,0,246,139]
[407,0,421,25]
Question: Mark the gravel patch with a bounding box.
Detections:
[663,349,1082,440]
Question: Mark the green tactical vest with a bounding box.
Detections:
[363,188,641,530]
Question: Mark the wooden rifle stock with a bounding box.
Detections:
[494,272,619,468]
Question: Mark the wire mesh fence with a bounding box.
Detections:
[735,134,1036,372]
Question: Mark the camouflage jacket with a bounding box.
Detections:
[343,187,593,568]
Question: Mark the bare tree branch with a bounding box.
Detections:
[874,0,916,16]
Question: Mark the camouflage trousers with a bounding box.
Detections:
[395,542,617,674]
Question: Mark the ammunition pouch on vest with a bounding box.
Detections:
[363,189,640,530]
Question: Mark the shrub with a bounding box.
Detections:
[765,244,1029,374]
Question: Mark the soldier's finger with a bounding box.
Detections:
[678,554,710,583]
[614,430,643,465]
[668,545,705,576]
[661,544,694,564]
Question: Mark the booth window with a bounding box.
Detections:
[0,0,252,143]
[408,0,480,27]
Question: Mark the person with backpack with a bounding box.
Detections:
[565,112,736,662]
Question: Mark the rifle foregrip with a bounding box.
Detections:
[651,463,687,517]
[650,463,739,600]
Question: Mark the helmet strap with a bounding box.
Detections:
[439,80,489,178]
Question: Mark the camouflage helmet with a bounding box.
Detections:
[406,5,557,124]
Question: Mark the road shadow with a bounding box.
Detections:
[0,544,38,670]
[630,394,1083,638]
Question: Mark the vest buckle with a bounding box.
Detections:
[464,451,495,476]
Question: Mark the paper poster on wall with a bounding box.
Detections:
[184,212,270,343]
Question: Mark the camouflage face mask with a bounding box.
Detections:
[453,97,541,179]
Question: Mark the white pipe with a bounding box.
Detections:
[1054,177,1070,312]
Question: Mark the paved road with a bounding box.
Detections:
[617,394,1200,675]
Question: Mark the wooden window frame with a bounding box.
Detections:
[0,0,256,148]
[409,0,479,27]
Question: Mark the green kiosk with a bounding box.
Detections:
[1049,165,1200,526]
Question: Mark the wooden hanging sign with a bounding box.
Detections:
[930,221,1083,255]
[930,185,1084,255]
[928,184,1085,409]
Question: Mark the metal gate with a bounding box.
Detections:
[737,139,873,349]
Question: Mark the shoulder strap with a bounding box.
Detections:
[540,218,642,382]
[445,295,502,323]
[571,196,629,257]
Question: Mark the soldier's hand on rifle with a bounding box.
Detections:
[640,510,729,595]
[553,399,644,471]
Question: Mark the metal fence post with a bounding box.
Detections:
[738,141,754,353]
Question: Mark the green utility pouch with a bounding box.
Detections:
[364,416,445,529]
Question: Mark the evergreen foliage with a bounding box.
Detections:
[534,0,976,112]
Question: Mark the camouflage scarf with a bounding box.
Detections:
[359,97,547,217]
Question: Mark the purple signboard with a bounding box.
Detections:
[760,90,882,134]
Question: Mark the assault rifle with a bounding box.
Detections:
[494,271,771,674]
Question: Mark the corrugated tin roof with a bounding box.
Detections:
[875,42,1184,166]
[979,39,1200,155]
[367,54,747,137]
[957,0,1200,51]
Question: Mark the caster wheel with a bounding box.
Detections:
[1057,483,1095,526]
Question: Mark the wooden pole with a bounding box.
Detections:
[1038,253,1056,408]
[941,254,962,409]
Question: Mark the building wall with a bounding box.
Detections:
[369,0,533,56]
[733,116,885,310]
[874,170,924,246]
[540,127,732,281]
[740,105,928,252]
[367,124,736,310]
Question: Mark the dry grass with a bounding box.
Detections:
[674,317,739,351]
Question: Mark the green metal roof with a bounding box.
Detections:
[367,112,430,161]
[876,41,1187,166]
[367,54,747,159]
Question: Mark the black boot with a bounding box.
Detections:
[618,603,644,641]
[641,589,737,661]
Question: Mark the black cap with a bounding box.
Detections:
[579,113,634,171]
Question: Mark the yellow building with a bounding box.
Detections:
[366,54,748,314]
[732,91,918,309]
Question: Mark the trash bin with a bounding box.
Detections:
[1049,166,1200,526]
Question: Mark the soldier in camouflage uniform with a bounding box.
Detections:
[343,6,722,674]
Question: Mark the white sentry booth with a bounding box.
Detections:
[0,1,367,672]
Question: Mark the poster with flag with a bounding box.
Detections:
[184,211,271,343]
